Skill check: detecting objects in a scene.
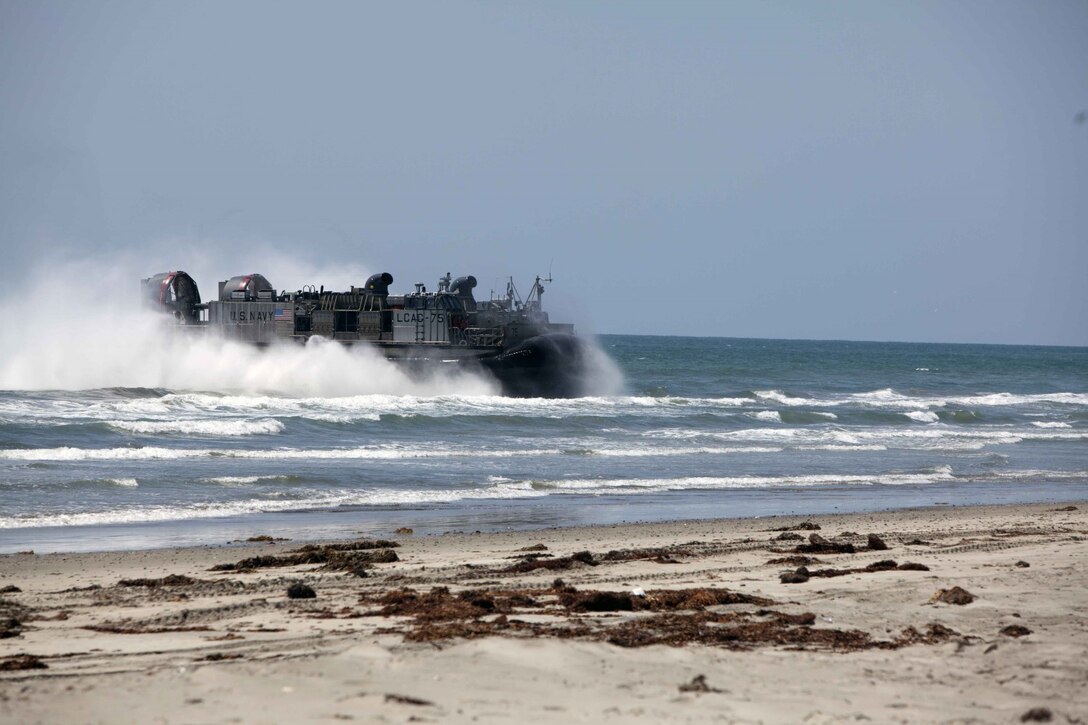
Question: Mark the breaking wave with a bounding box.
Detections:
[0,482,545,529]
[0,467,962,529]
[106,419,285,436]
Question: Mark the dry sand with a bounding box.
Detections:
[1,502,1086,724]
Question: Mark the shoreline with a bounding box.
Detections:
[2,501,1086,723]
[5,478,1088,555]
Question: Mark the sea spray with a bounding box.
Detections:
[576,337,627,396]
[0,255,499,396]
[0,307,500,396]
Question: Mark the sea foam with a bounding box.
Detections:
[106,419,285,436]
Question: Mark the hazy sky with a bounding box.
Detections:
[2,0,1086,345]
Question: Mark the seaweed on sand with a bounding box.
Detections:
[503,550,598,573]
[210,541,399,573]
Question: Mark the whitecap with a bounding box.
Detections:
[588,446,780,457]
[796,444,888,452]
[0,445,563,462]
[107,419,285,436]
[532,467,956,492]
[0,480,546,529]
[754,390,820,406]
[202,475,294,486]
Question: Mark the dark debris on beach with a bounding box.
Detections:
[118,574,211,588]
[780,559,931,584]
[0,654,47,671]
[766,522,821,532]
[210,540,399,576]
[930,587,976,606]
[350,578,967,652]
[0,526,1018,669]
[501,544,699,574]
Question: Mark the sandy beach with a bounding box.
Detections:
[1,501,1086,724]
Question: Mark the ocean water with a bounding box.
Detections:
[1,335,1086,553]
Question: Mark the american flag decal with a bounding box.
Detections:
[274,307,291,321]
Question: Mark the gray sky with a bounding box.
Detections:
[2,0,1086,345]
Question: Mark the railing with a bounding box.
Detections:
[463,328,504,347]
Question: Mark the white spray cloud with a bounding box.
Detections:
[577,338,627,396]
[0,243,625,397]
[0,250,496,395]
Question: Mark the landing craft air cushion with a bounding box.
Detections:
[141,270,588,397]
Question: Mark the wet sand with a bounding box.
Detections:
[1,502,1086,723]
